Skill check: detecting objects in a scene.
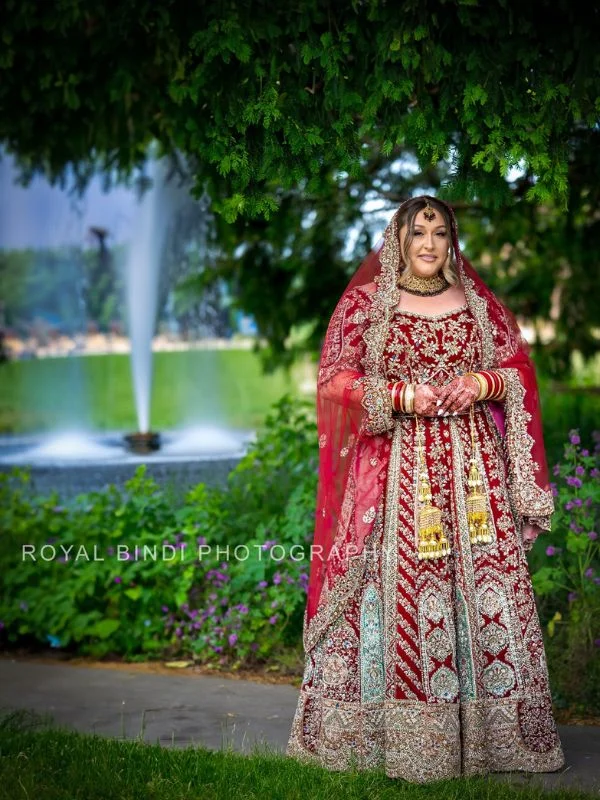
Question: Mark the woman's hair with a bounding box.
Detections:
[395,195,459,286]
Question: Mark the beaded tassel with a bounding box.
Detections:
[415,415,450,560]
[466,403,492,545]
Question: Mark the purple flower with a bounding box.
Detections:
[575,465,585,476]
[568,592,578,603]
[107,546,114,555]
[591,468,600,479]
[175,627,182,637]
[569,521,582,533]
[114,576,122,584]
[564,501,574,511]
[595,639,600,648]
[261,539,278,551]
[581,449,589,457]
[258,580,268,589]
[569,431,580,445]
[228,633,238,647]
[213,645,223,653]
[594,577,600,586]
[0,622,4,630]
[584,567,595,578]
[197,536,206,546]
[250,642,258,651]
[573,498,583,507]
[588,531,598,541]
[566,476,582,489]
[273,572,282,585]
[546,546,557,556]
[237,605,249,615]
[553,464,561,476]
[269,615,278,625]
[161,605,169,613]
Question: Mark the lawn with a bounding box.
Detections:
[0,350,317,433]
[0,711,593,800]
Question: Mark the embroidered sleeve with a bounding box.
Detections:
[318,287,394,436]
[494,366,555,524]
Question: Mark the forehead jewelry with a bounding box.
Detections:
[423,200,436,221]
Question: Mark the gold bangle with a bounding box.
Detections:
[466,372,487,402]
[399,382,407,413]
[405,383,415,413]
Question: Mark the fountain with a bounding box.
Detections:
[0,149,255,499]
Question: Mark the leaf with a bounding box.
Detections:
[90,619,120,639]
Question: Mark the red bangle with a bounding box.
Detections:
[480,370,505,400]
[394,381,405,411]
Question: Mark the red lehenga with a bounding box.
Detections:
[286,200,565,783]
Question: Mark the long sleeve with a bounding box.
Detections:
[318,287,394,436]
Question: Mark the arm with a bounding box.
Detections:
[318,286,395,436]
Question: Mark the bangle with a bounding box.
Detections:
[404,383,415,413]
[389,381,402,412]
[399,382,407,412]
[479,370,506,400]
[466,372,487,402]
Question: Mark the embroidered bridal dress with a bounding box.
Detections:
[286,199,565,783]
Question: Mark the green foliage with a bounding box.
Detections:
[0,395,316,663]
[1,1,599,213]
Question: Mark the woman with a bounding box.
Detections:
[286,195,565,782]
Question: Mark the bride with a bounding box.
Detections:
[286,195,565,782]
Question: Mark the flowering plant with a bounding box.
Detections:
[530,429,600,711]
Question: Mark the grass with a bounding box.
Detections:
[0,350,316,433]
[0,710,593,800]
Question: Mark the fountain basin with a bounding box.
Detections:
[0,427,254,501]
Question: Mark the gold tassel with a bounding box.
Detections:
[415,415,450,560]
[466,404,492,545]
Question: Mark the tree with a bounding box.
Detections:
[1,1,599,218]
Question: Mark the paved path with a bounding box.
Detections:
[1,658,598,793]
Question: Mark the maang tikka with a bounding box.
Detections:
[423,200,436,221]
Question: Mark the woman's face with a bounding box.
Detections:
[400,209,450,278]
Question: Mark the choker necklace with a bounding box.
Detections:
[398,271,450,296]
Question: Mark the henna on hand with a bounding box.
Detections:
[435,375,480,415]
[414,384,441,416]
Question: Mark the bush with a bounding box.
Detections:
[530,429,600,714]
[0,394,317,665]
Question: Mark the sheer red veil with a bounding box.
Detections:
[305,195,554,641]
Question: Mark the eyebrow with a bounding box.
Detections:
[413,224,447,230]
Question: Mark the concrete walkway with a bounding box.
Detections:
[1,658,598,793]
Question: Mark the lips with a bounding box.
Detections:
[419,255,437,262]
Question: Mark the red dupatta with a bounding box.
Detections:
[304,196,554,647]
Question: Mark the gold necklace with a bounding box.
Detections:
[398,270,450,296]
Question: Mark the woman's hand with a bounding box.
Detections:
[414,384,440,416]
[434,374,480,415]
[522,523,541,549]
